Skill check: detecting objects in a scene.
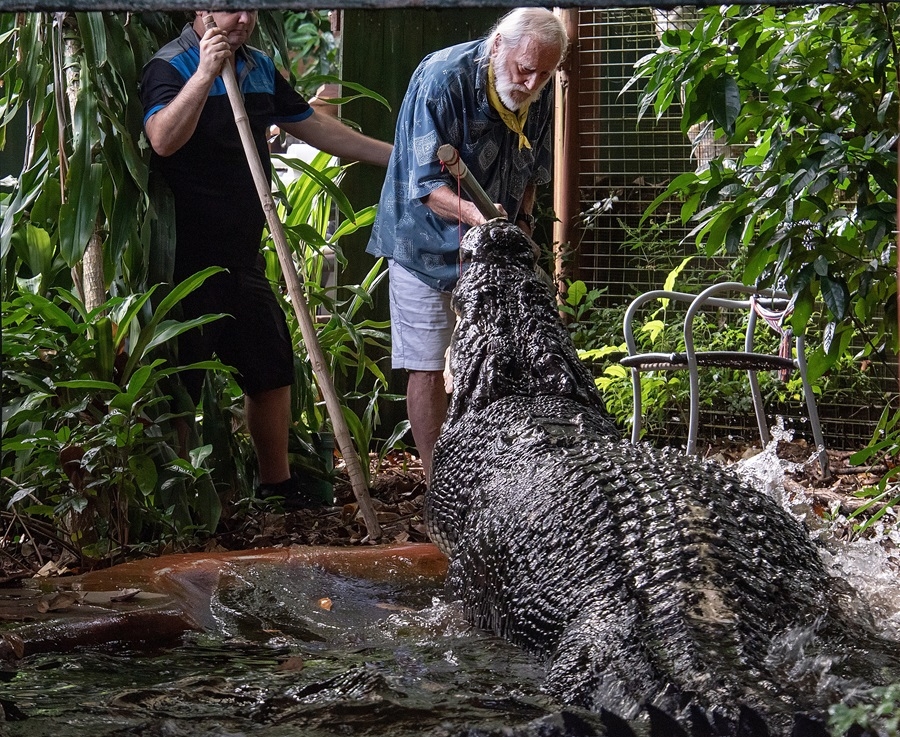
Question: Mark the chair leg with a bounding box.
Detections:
[630,368,642,444]
[686,360,700,455]
[799,373,830,479]
[747,369,771,447]
[795,337,830,478]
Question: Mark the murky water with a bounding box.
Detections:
[4,433,897,737]
[2,566,574,737]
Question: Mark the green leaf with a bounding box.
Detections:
[129,454,158,496]
[301,73,391,111]
[330,206,376,240]
[112,289,157,351]
[54,378,121,392]
[709,74,740,138]
[820,275,849,319]
[640,172,699,224]
[152,266,225,319]
[76,13,108,69]
[272,154,358,223]
[566,280,587,307]
[141,314,226,354]
[22,224,53,277]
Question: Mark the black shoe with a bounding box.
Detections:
[256,472,324,510]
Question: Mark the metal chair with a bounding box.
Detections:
[620,281,829,476]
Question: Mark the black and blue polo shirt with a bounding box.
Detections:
[140,24,312,275]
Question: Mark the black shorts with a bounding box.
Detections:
[176,262,295,403]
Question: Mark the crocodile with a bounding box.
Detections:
[425,220,900,736]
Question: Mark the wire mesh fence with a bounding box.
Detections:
[571,6,897,451]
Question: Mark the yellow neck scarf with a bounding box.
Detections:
[487,62,531,151]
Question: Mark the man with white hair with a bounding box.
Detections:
[367,8,568,483]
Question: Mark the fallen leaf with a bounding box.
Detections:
[109,588,142,602]
[277,656,305,672]
[35,560,69,578]
[0,634,25,661]
[36,591,82,613]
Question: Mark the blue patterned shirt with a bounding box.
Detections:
[366,39,554,291]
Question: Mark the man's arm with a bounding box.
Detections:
[280,113,392,168]
[422,186,508,228]
[144,28,231,157]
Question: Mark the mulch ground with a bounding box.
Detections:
[1,441,895,582]
[214,439,895,553]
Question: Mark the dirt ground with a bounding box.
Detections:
[216,437,895,553]
[1,439,894,582]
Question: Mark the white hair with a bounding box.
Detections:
[486,8,569,61]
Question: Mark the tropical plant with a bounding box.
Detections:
[628,3,899,383]
[1,270,229,564]
[267,151,405,488]
[846,403,900,538]
[279,10,338,85]
[829,682,900,737]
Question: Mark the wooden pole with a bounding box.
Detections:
[438,143,551,284]
[437,144,503,219]
[202,14,381,540]
[552,9,581,305]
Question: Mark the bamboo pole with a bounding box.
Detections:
[202,14,381,540]
[436,144,503,219]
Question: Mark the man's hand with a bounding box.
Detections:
[196,27,232,83]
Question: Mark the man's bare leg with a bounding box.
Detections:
[245,385,292,484]
[407,369,449,485]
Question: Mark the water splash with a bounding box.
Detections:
[730,418,900,641]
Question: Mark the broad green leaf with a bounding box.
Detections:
[129,454,158,496]
[22,224,53,277]
[566,280,587,307]
[820,275,849,319]
[76,13,107,69]
[301,73,391,111]
[272,154,358,223]
[640,171,699,225]
[141,313,227,354]
[111,289,158,350]
[54,378,122,392]
[709,74,740,138]
[330,206,376,240]
[663,257,693,291]
[151,266,225,319]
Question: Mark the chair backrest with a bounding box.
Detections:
[623,282,797,367]
[683,282,794,364]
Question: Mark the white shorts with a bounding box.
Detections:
[388,260,456,371]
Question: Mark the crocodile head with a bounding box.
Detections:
[444,220,608,426]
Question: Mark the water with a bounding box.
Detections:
[733,423,900,640]
[4,434,898,736]
[2,565,565,737]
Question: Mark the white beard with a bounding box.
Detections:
[493,48,547,112]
